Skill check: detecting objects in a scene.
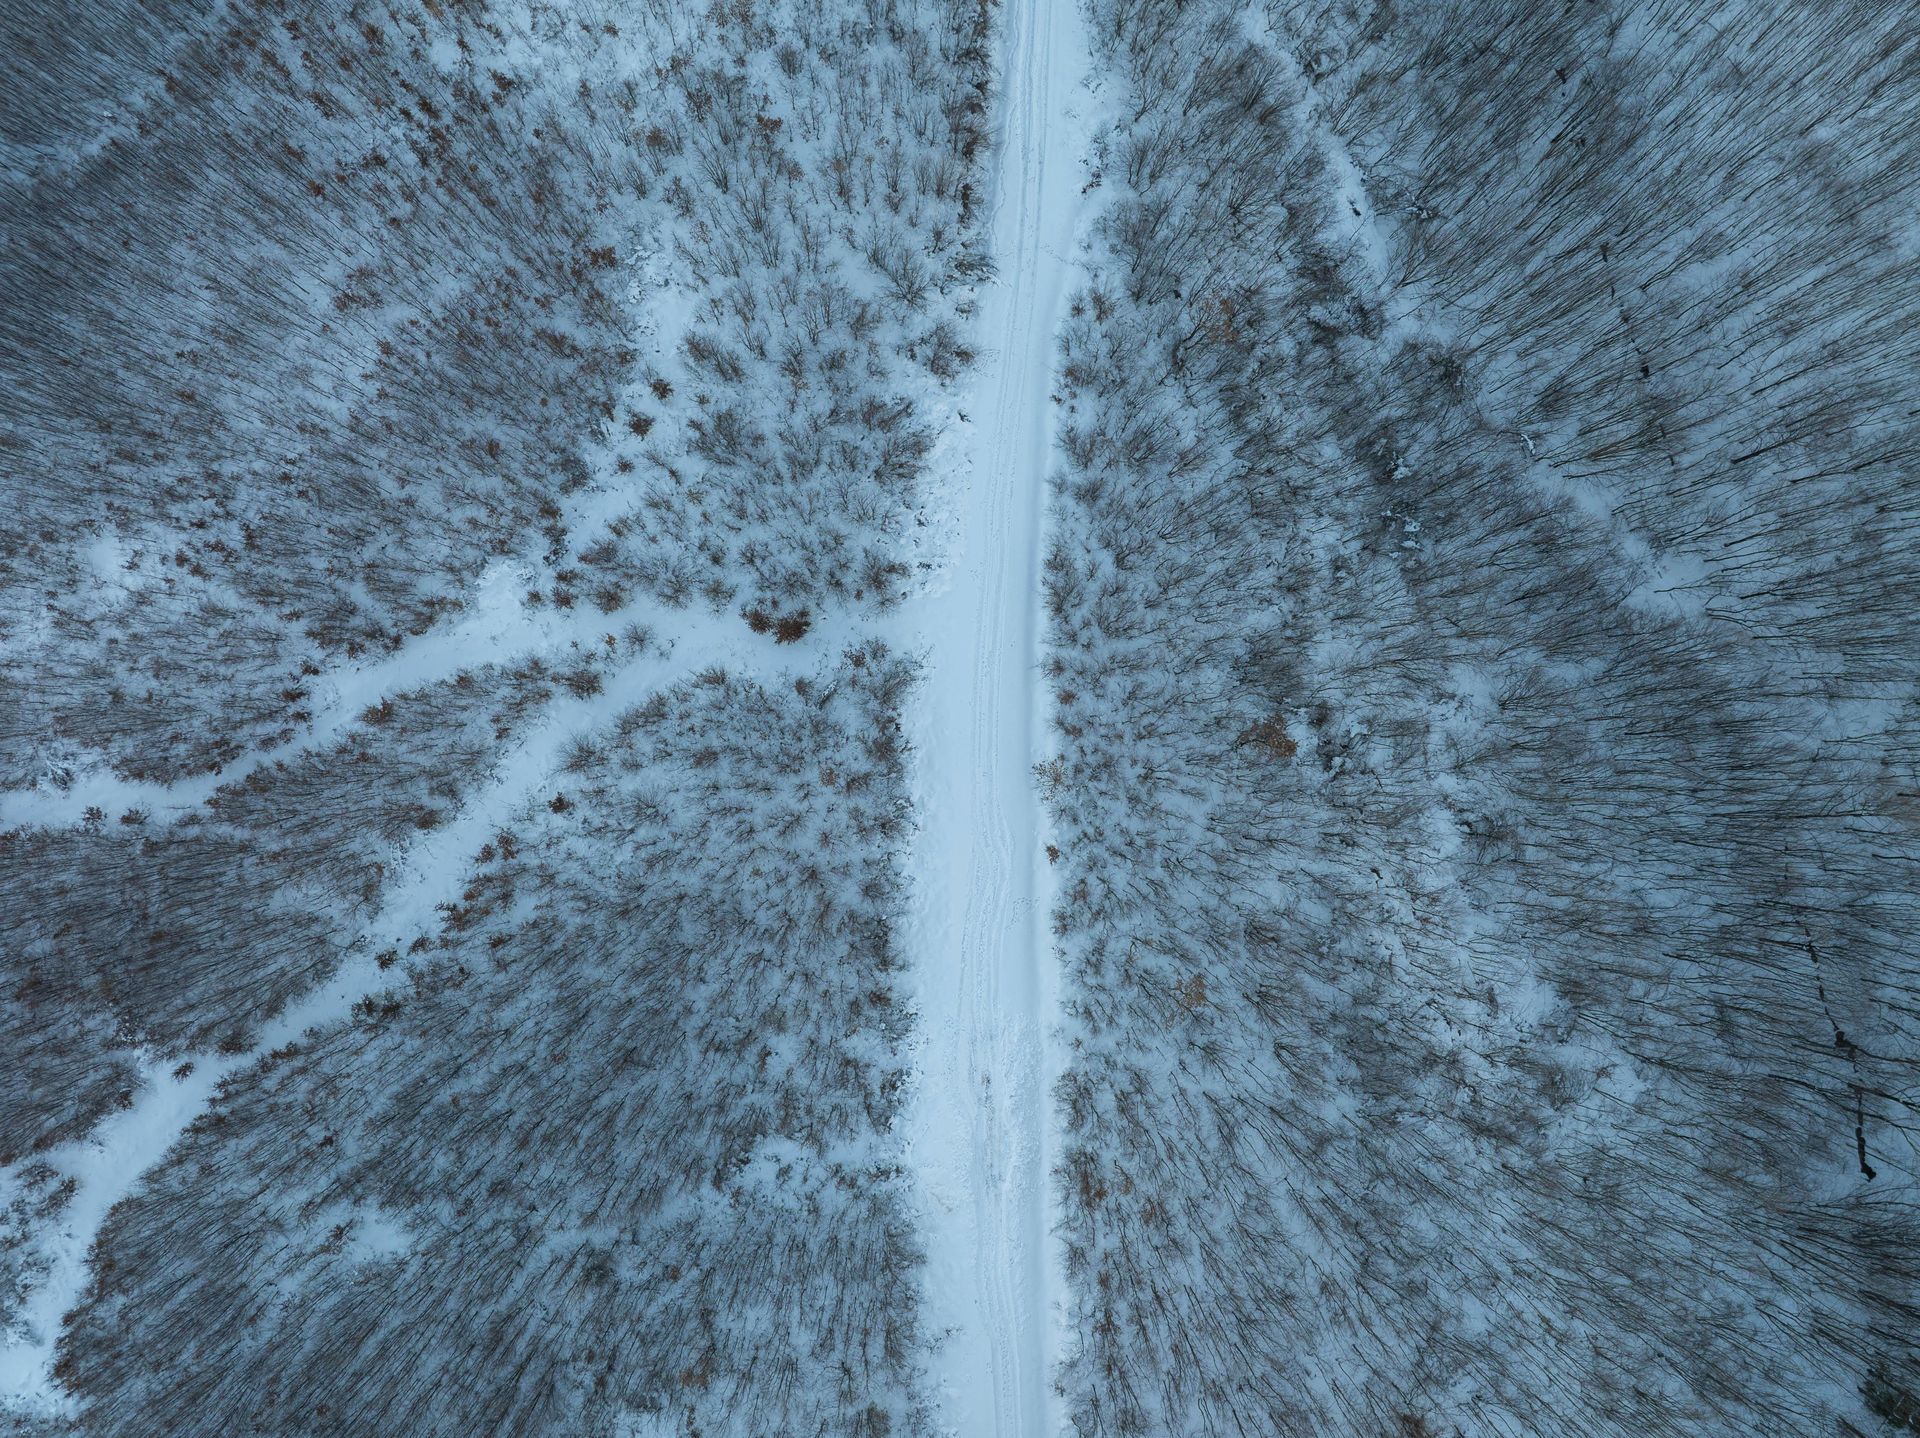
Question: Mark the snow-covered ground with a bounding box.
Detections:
[903,0,1090,1434]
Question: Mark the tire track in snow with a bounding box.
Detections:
[905,0,1088,1433]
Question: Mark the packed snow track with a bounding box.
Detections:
[905,0,1089,1435]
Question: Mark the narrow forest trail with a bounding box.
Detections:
[905,0,1089,1434]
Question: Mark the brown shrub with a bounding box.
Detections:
[1238,715,1296,759]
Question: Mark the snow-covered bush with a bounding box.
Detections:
[1046,1,1920,1433]
[580,0,993,618]
[0,656,589,1170]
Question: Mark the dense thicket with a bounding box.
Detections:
[0,0,988,787]
[583,0,995,619]
[0,0,650,784]
[54,650,925,1436]
[1046,1,1920,1433]
[0,654,594,1168]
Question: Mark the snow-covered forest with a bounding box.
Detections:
[1045,1,1920,1434]
[4,0,988,1431]
[3,0,1916,1434]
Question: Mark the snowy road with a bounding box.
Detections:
[905,0,1088,1434]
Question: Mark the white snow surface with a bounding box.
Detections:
[903,0,1090,1435]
